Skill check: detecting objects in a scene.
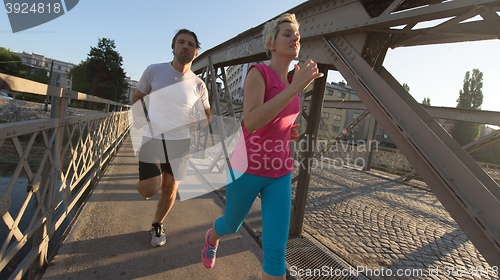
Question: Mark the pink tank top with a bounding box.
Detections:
[229,64,300,178]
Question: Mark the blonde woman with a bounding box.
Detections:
[202,13,323,279]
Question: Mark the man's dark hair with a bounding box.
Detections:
[171,29,201,50]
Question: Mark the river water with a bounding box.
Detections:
[0,175,89,279]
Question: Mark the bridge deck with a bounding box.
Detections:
[40,135,263,280]
[41,134,495,280]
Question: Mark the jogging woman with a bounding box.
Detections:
[202,13,323,279]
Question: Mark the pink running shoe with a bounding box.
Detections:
[202,228,219,269]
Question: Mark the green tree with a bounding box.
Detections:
[402,83,410,93]
[0,47,25,75]
[19,68,49,84]
[69,38,127,102]
[471,138,500,165]
[422,97,431,106]
[451,69,483,146]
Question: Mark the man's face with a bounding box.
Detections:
[173,33,199,64]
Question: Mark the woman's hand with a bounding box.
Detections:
[290,124,300,142]
[290,59,324,93]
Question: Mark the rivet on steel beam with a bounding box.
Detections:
[333,1,336,6]
[324,23,327,27]
[348,50,352,55]
[344,46,348,51]
[351,56,355,60]
[305,20,308,24]
[7,131,11,136]
[345,26,348,29]
[312,18,315,22]
[317,24,320,28]
[339,41,344,46]
[13,130,17,134]
[336,28,339,30]
[336,38,340,42]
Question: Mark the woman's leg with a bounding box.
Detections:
[203,169,270,269]
[260,173,292,278]
[213,169,269,239]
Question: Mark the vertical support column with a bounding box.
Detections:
[208,56,231,170]
[291,92,306,162]
[290,64,328,237]
[362,116,378,171]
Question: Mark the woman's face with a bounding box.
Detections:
[269,22,300,58]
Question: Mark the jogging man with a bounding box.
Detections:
[131,29,211,247]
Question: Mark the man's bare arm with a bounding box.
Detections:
[131,89,147,105]
[201,108,211,128]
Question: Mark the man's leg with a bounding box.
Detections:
[154,172,180,224]
[137,137,164,200]
[137,175,162,200]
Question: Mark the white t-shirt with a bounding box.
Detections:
[137,62,210,140]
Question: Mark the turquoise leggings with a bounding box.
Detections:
[214,168,292,277]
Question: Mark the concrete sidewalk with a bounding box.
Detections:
[41,135,263,280]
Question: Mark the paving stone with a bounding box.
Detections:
[297,167,491,280]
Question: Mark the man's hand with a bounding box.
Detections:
[290,124,300,142]
[188,121,201,131]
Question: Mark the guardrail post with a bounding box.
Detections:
[29,87,68,279]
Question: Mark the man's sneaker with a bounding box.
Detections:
[150,223,166,247]
[202,228,218,269]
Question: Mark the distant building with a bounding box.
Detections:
[226,62,266,104]
[315,81,352,139]
[226,64,247,104]
[125,76,138,104]
[17,51,75,89]
[301,81,394,146]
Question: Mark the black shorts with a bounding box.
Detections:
[138,137,191,181]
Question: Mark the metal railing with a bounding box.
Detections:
[0,73,130,279]
[314,139,500,182]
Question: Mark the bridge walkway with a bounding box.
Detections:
[40,135,263,280]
